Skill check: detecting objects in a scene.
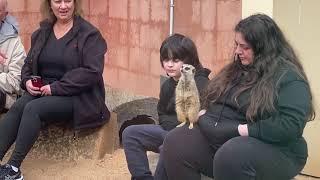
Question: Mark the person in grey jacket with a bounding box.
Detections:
[0,0,26,112]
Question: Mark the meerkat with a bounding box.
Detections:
[175,64,200,129]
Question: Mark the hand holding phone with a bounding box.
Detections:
[31,76,43,88]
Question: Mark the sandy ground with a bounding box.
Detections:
[3,149,315,180]
[20,149,131,180]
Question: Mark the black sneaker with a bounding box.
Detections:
[0,164,23,180]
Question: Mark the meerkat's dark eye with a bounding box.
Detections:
[185,67,190,71]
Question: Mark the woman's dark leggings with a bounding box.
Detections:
[162,125,306,180]
[0,93,73,168]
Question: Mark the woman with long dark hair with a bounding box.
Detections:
[162,14,315,180]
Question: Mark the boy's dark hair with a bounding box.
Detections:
[160,33,203,70]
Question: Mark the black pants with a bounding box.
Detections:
[0,93,73,168]
[0,89,7,113]
[162,125,306,180]
[122,124,168,180]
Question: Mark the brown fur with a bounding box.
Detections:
[175,64,200,129]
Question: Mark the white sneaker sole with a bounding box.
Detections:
[16,175,23,180]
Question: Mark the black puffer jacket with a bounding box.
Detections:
[158,68,211,131]
[21,16,110,130]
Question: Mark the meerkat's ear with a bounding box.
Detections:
[192,69,196,74]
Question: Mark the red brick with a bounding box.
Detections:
[108,46,129,69]
[26,0,41,13]
[90,0,108,15]
[174,0,192,29]
[109,0,128,19]
[7,0,25,12]
[191,0,201,24]
[217,0,241,31]
[150,50,163,77]
[201,0,216,30]
[118,70,159,97]
[129,47,150,73]
[119,21,128,45]
[17,13,41,34]
[129,0,150,22]
[117,69,132,90]
[21,34,31,52]
[139,24,162,50]
[105,19,121,46]
[151,0,168,22]
[88,15,99,28]
[129,22,140,47]
[103,65,119,87]
[145,75,160,97]
[129,0,140,20]
[104,19,127,46]
[104,53,110,66]
[87,15,108,33]
[81,0,90,16]
[140,0,150,22]
[216,31,235,63]
[195,32,217,67]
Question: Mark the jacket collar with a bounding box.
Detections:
[0,15,19,43]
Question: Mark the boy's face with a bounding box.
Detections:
[162,59,184,81]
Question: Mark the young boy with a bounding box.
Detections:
[122,33,211,180]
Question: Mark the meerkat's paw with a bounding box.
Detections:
[176,122,186,127]
[188,123,194,129]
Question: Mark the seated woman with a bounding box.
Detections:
[162,14,315,180]
[0,0,109,179]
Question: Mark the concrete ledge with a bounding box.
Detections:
[5,112,119,161]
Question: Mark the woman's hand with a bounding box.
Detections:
[238,124,249,136]
[193,109,206,123]
[26,79,41,96]
[40,85,52,96]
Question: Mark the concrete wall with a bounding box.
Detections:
[7,0,241,97]
[242,0,273,18]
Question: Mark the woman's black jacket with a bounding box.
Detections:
[21,16,110,130]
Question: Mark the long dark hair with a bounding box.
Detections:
[202,14,315,121]
[160,33,203,70]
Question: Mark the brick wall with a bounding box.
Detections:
[7,0,241,97]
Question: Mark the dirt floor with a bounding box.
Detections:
[4,149,317,180]
[20,149,131,180]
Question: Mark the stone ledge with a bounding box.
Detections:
[5,112,119,161]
